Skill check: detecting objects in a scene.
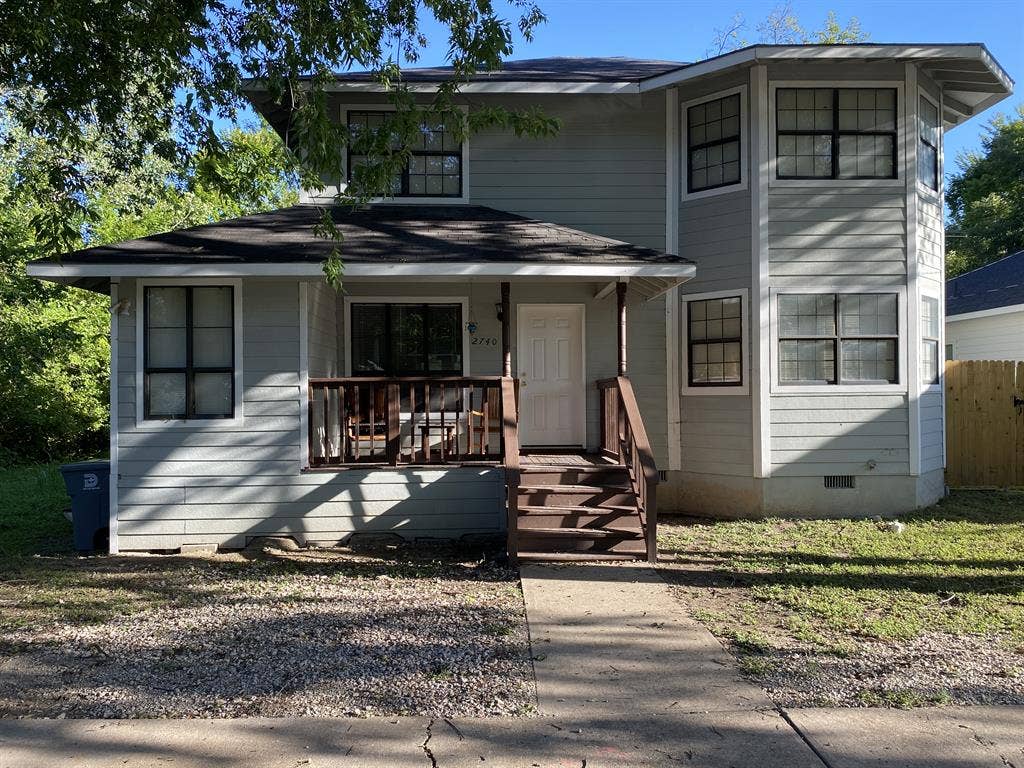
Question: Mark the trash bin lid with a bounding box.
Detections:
[59,460,111,473]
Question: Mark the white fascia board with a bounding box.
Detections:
[27,261,696,280]
[946,303,1024,323]
[321,80,640,95]
[639,44,1012,94]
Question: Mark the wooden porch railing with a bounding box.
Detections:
[597,376,659,563]
[308,376,509,467]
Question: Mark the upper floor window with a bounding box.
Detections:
[687,93,742,193]
[918,95,940,191]
[776,88,897,180]
[778,293,899,385]
[347,111,463,198]
[144,286,235,419]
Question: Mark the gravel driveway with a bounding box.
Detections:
[0,545,536,718]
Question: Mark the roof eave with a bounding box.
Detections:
[27,261,696,281]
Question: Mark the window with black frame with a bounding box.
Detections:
[144,286,234,419]
[918,95,940,191]
[687,296,743,386]
[350,303,463,375]
[776,88,898,180]
[687,93,742,193]
[347,111,463,198]
[778,293,899,385]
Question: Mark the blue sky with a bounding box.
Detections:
[407,0,1023,172]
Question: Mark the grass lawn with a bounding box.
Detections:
[0,463,74,559]
[659,491,1024,707]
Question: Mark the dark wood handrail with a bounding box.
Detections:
[598,376,658,563]
[500,377,520,562]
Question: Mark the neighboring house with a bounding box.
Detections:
[946,250,1024,361]
[28,44,1013,560]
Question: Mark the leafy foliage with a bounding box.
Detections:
[708,2,868,56]
[0,122,297,465]
[0,0,555,263]
[946,105,1024,277]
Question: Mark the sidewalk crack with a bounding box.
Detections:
[777,708,834,768]
[421,717,438,768]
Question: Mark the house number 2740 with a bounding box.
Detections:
[472,337,498,346]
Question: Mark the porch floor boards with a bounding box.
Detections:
[519,452,616,466]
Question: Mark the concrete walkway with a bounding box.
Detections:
[1,562,1022,767]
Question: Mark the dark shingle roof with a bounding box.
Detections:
[947,250,1024,316]
[35,204,690,267]
[329,56,688,83]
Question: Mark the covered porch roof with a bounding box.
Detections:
[26,204,695,299]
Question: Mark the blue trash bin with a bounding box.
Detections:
[59,460,110,552]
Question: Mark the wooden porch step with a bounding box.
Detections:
[518,526,642,539]
[517,483,631,494]
[518,465,632,485]
[516,551,644,562]
[518,503,636,515]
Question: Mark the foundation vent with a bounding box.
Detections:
[659,470,668,482]
[823,475,856,489]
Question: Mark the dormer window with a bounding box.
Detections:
[347,110,463,198]
[775,88,898,180]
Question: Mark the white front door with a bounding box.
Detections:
[517,304,586,446]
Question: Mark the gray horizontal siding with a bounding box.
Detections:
[920,390,944,474]
[116,278,503,550]
[770,394,910,476]
[470,92,666,250]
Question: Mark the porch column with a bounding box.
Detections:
[501,281,512,377]
[617,281,627,376]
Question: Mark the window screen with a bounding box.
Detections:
[921,296,941,385]
[687,94,742,193]
[776,88,897,180]
[348,111,462,198]
[351,303,463,376]
[144,286,234,419]
[687,296,743,386]
[919,95,940,191]
[778,293,899,385]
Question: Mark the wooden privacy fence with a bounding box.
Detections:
[945,360,1024,488]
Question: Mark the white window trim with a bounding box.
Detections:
[767,80,906,189]
[680,288,750,396]
[134,278,244,429]
[342,295,471,376]
[769,285,909,394]
[917,88,942,201]
[681,85,749,202]
[339,103,470,205]
[920,289,943,395]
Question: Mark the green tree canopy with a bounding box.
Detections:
[0,0,553,257]
[946,105,1024,278]
[0,122,297,464]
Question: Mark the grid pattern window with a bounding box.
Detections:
[776,88,897,180]
[687,94,741,192]
[778,293,899,385]
[347,111,462,197]
[351,303,462,375]
[921,296,941,385]
[919,95,940,191]
[687,296,743,386]
[144,286,234,419]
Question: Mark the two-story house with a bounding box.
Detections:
[28,44,1013,561]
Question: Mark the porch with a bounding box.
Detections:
[305,281,660,562]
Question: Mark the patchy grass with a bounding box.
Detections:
[0,463,73,559]
[659,491,1024,706]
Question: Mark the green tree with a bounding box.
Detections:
[708,2,868,56]
[946,105,1024,278]
[0,0,553,260]
[0,122,298,464]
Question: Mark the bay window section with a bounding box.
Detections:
[778,293,899,385]
[776,87,897,180]
[919,95,940,191]
[351,303,463,376]
[144,286,234,419]
[921,296,941,385]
